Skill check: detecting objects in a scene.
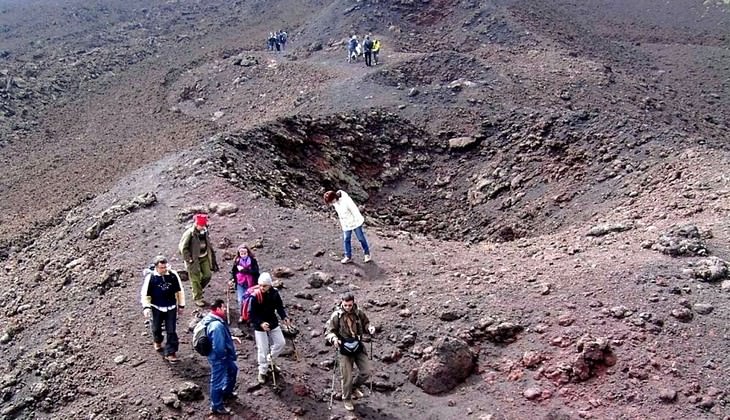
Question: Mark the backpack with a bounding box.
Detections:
[240,285,264,323]
[192,317,220,356]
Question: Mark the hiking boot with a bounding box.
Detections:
[257,373,266,384]
[341,256,353,264]
[210,406,232,416]
[343,400,355,411]
[353,388,365,399]
[194,299,207,307]
[164,354,179,364]
[363,254,372,263]
[153,342,163,352]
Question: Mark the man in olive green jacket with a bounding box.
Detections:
[179,213,219,307]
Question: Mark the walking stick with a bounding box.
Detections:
[329,348,338,410]
[225,287,231,325]
[370,338,374,392]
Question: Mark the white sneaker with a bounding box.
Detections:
[341,256,353,264]
[343,400,355,411]
[363,254,372,263]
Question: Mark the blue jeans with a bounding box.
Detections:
[210,359,238,411]
[236,284,246,318]
[343,226,370,258]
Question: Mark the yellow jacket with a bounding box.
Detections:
[373,39,381,52]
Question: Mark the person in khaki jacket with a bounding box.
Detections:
[325,292,376,411]
[178,213,219,307]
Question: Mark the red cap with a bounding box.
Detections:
[194,213,208,226]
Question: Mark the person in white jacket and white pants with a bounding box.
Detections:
[324,190,372,264]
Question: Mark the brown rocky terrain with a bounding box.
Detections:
[0,0,729,419]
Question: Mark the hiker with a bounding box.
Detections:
[140,255,186,364]
[323,190,372,264]
[278,30,288,51]
[179,213,219,307]
[372,38,381,65]
[362,35,374,67]
[229,244,260,323]
[347,35,359,63]
[249,272,292,384]
[204,298,242,416]
[325,292,376,412]
[274,30,281,52]
[267,32,276,51]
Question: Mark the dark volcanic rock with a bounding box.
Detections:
[413,336,475,394]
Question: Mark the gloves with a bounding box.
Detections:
[368,325,376,335]
[143,308,151,319]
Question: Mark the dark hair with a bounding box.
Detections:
[210,299,226,310]
[323,190,337,203]
[340,292,355,303]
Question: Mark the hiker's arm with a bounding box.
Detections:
[140,274,152,308]
[325,313,339,345]
[229,260,237,281]
[172,270,186,309]
[275,293,287,321]
[360,310,374,335]
[210,245,219,271]
[178,231,192,262]
[250,258,260,277]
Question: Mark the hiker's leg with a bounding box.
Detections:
[352,351,372,389]
[189,266,203,301]
[209,361,226,411]
[254,330,271,374]
[223,360,238,395]
[236,284,245,316]
[199,257,212,290]
[164,309,179,355]
[339,354,354,401]
[354,226,370,255]
[269,327,286,360]
[343,230,353,258]
[151,307,164,344]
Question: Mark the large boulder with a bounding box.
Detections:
[413,336,475,394]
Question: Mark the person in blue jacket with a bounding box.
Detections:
[204,298,242,416]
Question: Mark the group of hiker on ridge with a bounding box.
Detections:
[267,30,288,52]
[347,34,382,66]
[139,190,375,415]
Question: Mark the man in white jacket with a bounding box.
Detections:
[324,190,372,263]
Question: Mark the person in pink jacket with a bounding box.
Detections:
[324,190,372,264]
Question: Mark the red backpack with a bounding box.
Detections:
[240,285,264,323]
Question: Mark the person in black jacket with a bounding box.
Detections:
[228,244,260,323]
[140,255,186,364]
[249,272,292,384]
[362,34,374,67]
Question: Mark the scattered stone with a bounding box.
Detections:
[208,202,238,216]
[690,257,728,282]
[523,387,542,400]
[586,223,632,237]
[652,225,709,257]
[288,239,301,249]
[522,351,544,368]
[308,271,333,288]
[0,333,11,344]
[658,389,677,403]
[610,306,631,318]
[670,308,693,322]
[448,136,478,150]
[439,310,462,322]
[113,355,127,365]
[693,304,713,315]
[85,192,157,239]
[161,395,181,408]
[408,87,419,97]
[399,308,412,318]
[174,382,204,401]
[272,266,295,278]
[413,336,475,394]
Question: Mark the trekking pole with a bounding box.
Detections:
[225,287,231,325]
[369,338,374,392]
[270,353,277,388]
[329,348,338,410]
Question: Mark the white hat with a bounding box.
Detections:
[258,272,273,287]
